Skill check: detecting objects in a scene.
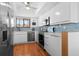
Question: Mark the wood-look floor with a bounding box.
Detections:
[13,42,48,56]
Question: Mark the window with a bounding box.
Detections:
[16,19,20,27]
[20,20,23,27]
[16,18,31,28]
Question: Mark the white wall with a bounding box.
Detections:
[31,17,39,27]
[68,32,79,56]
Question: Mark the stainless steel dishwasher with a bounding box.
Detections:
[27,31,35,42]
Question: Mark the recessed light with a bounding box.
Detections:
[55,12,60,15]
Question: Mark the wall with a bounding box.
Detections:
[68,32,79,56]
[15,17,39,31]
[31,17,39,27]
[55,23,79,32]
[45,23,79,33]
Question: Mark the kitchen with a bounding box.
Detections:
[0,2,79,56]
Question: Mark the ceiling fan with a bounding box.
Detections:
[24,2,37,10]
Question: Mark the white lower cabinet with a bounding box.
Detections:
[13,31,28,45]
[44,32,62,56]
[44,45,55,55]
[44,32,79,56]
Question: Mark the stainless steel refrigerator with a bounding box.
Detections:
[0,20,2,44]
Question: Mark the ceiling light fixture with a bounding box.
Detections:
[26,6,30,10]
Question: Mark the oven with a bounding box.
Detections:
[38,32,44,47]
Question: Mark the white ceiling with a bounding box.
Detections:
[35,2,60,17]
[10,2,47,17]
[0,2,60,17]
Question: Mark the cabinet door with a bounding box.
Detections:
[44,33,62,56]
[44,33,52,55]
[49,34,61,56]
[13,32,27,44]
[50,3,71,25]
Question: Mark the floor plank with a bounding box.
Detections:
[13,43,48,56]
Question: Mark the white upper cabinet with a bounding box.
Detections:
[38,2,79,26]
[70,3,79,23]
[50,3,71,24]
